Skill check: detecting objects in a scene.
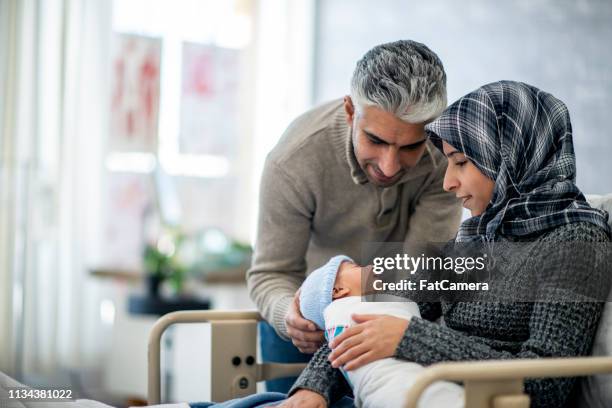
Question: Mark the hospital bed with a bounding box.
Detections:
[148,194,612,408]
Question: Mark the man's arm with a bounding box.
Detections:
[247,158,314,339]
[405,156,462,246]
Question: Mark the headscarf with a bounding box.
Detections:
[426,81,610,242]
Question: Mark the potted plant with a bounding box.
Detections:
[142,233,186,298]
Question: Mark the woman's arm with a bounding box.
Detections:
[416,302,442,321]
[396,301,602,408]
[288,343,352,406]
[396,231,610,408]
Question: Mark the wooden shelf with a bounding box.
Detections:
[90,267,142,283]
[89,265,248,284]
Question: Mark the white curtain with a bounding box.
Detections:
[0,0,21,375]
[0,0,111,379]
[249,0,316,242]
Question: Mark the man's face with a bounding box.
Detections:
[344,96,428,187]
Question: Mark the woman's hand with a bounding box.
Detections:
[328,314,409,371]
[273,389,327,408]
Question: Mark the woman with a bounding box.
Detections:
[284,81,611,408]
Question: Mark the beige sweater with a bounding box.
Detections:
[247,99,462,338]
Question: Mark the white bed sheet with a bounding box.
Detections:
[0,371,189,408]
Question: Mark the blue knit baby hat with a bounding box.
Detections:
[299,255,354,330]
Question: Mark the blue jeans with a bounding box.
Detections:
[189,392,355,408]
[189,392,286,408]
[259,321,312,393]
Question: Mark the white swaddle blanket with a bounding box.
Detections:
[323,296,464,408]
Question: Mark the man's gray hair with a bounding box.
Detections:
[350,40,447,124]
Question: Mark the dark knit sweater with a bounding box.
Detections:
[289,222,611,408]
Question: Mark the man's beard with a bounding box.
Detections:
[366,163,404,187]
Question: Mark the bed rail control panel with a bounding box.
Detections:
[148,310,306,404]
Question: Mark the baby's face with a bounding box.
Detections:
[332,262,366,299]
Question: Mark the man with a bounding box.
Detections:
[247,40,462,394]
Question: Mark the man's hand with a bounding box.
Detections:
[328,314,409,371]
[273,389,327,408]
[285,288,324,353]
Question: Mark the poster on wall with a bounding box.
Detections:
[110,34,161,153]
[179,42,241,156]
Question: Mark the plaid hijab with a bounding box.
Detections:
[426,81,610,242]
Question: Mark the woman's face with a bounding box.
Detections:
[442,141,495,217]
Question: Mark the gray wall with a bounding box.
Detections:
[314,0,612,194]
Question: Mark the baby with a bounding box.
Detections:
[299,255,464,408]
